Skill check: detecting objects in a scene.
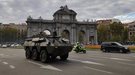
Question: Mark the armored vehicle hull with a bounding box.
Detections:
[24,37,72,63]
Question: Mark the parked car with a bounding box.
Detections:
[2,44,7,48]
[11,44,15,47]
[15,44,20,47]
[101,42,130,53]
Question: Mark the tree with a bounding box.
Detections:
[130,35,135,41]
[97,22,127,43]
[109,22,124,41]
[97,25,110,42]
[0,27,27,44]
[122,27,129,42]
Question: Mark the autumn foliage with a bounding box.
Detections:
[85,45,101,49]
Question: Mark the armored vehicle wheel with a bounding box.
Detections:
[32,49,39,60]
[51,56,57,60]
[25,48,32,59]
[60,53,69,61]
[40,50,49,63]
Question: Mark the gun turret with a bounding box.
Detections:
[32,30,51,38]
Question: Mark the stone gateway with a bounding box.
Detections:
[26,5,98,44]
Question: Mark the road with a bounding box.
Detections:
[0,48,135,75]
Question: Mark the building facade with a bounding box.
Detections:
[128,21,135,40]
[26,6,98,44]
[0,23,27,32]
[0,23,27,43]
[97,19,121,26]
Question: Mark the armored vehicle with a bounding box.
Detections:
[23,30,72,63]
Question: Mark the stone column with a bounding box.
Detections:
[56,23,61,36]
[76,27,79,43]
[94,29,98,44]
[86,26,90,44]
[71,24,76,44]
[27,27,30,37]
[87,30,90,44]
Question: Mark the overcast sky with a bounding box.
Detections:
[0,0,135,23]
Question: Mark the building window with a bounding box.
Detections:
[130,32,132,35]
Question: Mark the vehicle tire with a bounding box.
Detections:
[75,51,79,53]
[25,48,32,59]
[119,49,124,53]
[60,53,69,61]
[83,50,86,53]
[106,49,110,52]
[127,50,131,53]
[123,50,130,53]
[102,49,106,52]
[40,50,48,63]
[32,49,39,60]
[51,55,57,60]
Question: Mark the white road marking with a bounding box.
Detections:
[110,58,132,61]
[0,54,9,57]
[13,54,17,56]
[70,59,104,66]
[28,61,62,71]
[133,56,135,57]
[90,56,109,59]
[84,66,113,74]
[5,55,9,57]
[40,65,62,71]
[9,65,15,69]
[0,54,4,56]
[3,62,8,65]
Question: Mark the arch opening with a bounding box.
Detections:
[61,30,70,40]
[78,30,86,44]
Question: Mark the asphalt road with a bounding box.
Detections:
[0,48,135,75]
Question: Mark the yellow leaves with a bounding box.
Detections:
[85,45,101,49]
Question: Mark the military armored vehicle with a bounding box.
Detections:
[23,30,72,63]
